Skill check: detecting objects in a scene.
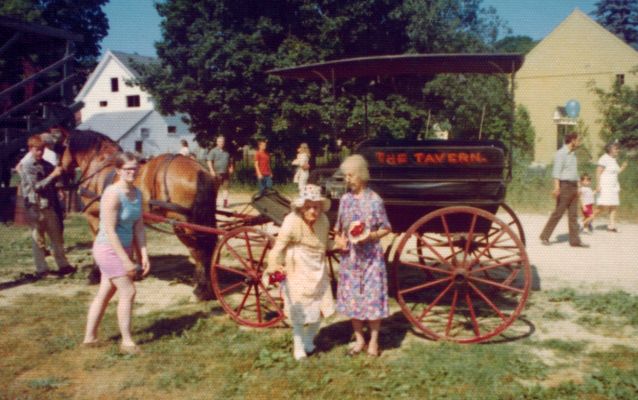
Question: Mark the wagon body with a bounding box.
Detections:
[323,138,507,232]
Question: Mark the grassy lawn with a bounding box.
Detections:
[1,205,638,398]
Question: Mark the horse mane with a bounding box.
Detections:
[68,129,121,154]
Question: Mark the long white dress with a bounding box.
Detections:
[597,153,621,206]
[267,212,335,325]
[292,153,310,192]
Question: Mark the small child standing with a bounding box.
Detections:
[579,173,595,233]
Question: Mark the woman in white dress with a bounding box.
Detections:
[291,143,311,193]
[595,142,628,232]
[265,184,335,360]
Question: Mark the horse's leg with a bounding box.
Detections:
[175,230,215,301]
[85,211,102,285]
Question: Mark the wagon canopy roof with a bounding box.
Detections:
[267,53,524,80]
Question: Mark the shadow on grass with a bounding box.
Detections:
[0,274,39,291]
[65,241,93,252]
[150,254,196,285]
[315,312,412,353]
[115,311,211,344]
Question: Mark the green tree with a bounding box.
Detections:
[592,0,638,48]
[0,0,109,66]
[137,0,512,158]
[592,68,638,148]
[494,35,537,54]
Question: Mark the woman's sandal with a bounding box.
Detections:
[346,342,366,356]
[119,344,142,355]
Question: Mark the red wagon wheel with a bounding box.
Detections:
[392,206,531,343]
[210,227,284,328]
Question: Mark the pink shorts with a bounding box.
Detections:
[582,204,593,218]
[93,243,132,279]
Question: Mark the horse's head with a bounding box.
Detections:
[59,135,77,187]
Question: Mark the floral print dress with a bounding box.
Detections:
[336,188,391,320]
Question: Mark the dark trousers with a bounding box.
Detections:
[540,181,581,245]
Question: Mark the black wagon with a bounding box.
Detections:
[210,54,532,344]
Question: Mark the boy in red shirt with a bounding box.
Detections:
[254,139,273,194]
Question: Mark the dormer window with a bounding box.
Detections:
[167,126,177,136]
[127,95,140,107]
[111,78,119,92]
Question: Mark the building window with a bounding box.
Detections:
[167,126,177,135]
[135,140,143,153]
[126,95,140,107]
[99,101,107,107]
[616,74,625,86]
[140,128,150,139]
[111,77,119,92]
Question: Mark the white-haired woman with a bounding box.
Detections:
[334,154,391,357]
[266,184,335,360]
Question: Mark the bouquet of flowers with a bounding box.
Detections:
[268,270,286,285]
[348,220,370,244]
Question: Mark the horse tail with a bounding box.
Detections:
[191,169,218,264]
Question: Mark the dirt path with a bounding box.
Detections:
[521,212,638,294]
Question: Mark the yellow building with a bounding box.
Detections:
[516,9,638,164]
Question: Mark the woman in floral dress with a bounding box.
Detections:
[334,155,391,357]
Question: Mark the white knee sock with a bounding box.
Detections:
[292,324,306,360]
[303,322,320,353]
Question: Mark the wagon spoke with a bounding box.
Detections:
[418,280,455,321]
[402,260,453,275]
[219,280,247,296]
[223,242,252,271]
[462,214,478,266]
[468,274,524,294]
[465,291,480,337]
[243,230,255,268]
[471,230,507,266]
[445,289,459,337]
[417,235,452,267]
[471,257,523,274]
[398,276,453,296]
[214,264,252,279]
[440,215,454,254]
[501,268,521,288]
[235,284,253,316]
[467,281,507,321]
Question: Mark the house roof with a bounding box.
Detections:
[75,50,157,101]
[77,110,153,142]
[110,51,157,79]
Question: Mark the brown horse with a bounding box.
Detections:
[60,129,218,300]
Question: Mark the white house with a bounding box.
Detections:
[74,50,201,157]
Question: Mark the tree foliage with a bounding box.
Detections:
[494,35,537,54]
[0,0,109,66]
[592,68,638,148]
[137,0,524,159]
[592,0,638,48]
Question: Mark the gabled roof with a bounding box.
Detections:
[110,51,156,79]
[77,110,153,142]
[519,9,638,77]
[75,50,157,101]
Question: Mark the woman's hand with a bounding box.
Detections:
[333,233,348,251]
[141,254,151,277]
